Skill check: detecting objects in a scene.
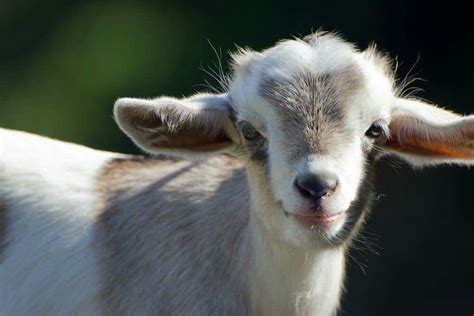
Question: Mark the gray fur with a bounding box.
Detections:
[259,64,364,156]
[96,157,252,315]
[0,201,7,262]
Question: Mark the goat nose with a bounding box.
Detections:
[294,172,338,201]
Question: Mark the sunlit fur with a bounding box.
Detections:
[1,31,473,315]
[0,129,117,315]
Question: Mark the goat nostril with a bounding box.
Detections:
[294,173,338,201]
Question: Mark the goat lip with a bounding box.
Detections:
[285,211,345,228]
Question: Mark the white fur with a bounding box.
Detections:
[249,223,345,315]
[0,128,120,315]
[226,38,388,248]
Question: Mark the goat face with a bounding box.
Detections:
[227,34,392,248]
[114,32,474,249]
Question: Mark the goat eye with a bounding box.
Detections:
[240,122,261,140]
[365,120,387,139]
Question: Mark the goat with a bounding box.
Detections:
[0,31,473,316]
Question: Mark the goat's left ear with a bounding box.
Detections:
[382,97,474,167]
[114,93,238,159]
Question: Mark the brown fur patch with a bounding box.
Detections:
[259,64,364,156]
[98,156,179,180]
[260,65,363,123]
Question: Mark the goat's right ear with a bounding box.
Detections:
[114,93,238,158]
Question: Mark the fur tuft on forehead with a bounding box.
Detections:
[301,30,354,49]
[259,64,364,125]
[230,31,358,79]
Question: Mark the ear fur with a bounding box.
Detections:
[114,93,238,159]
[383,98,474,167]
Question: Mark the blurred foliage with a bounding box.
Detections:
[2,0,472,153]
[0,1,473,315]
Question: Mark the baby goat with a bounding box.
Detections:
[1,32,473,315]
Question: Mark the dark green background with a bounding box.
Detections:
[1,1,473,315]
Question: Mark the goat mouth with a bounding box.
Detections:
[284,211,345,228]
